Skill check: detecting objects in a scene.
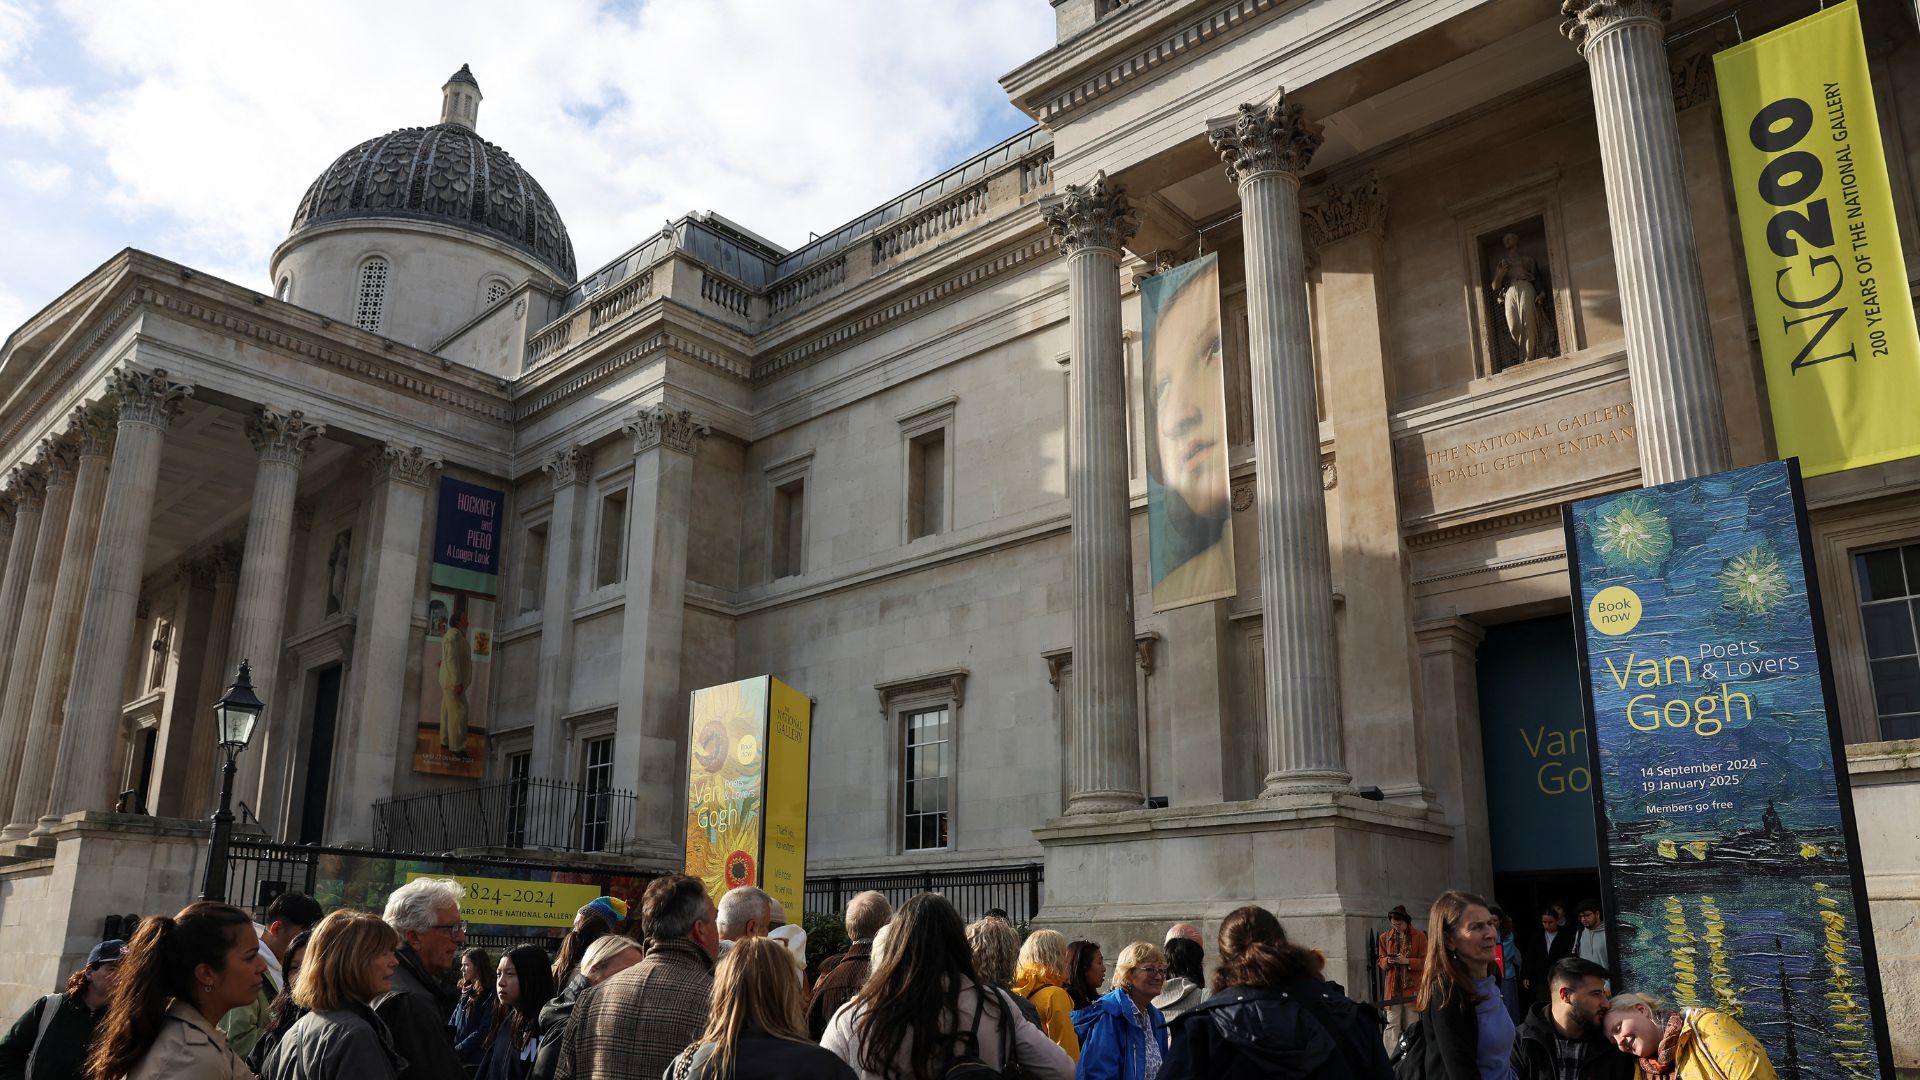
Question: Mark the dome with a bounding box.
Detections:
[288,96,575,281]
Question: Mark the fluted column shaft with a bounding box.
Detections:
[39,368,191,829]
[532,449,589,787]
[0,487,43,735]
[182,546,242,817]
[231,409,324,820]
[7,416,113,837]
[1043,173,1144,814]
[1565,1,1730,484]
[0,454,74,823]
[1210,90,1350,795]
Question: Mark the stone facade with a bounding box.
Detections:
[1,3,1918,1063]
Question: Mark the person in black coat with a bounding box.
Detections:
[372,878,469,1080]
[1523,909,1576,1003]
[1509,959,1636,1080]
[1414,891,1518,1080]
[0,940,122,1080]
[1159,906,1389,1080]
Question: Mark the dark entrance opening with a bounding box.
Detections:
[298,665,343,844]
[1477,614,1603,993]
[130,727,159,814]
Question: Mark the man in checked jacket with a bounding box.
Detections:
[555,872,721,1080]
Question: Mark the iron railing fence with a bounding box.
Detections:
[804,863,1043,924]
[371,777,636,854]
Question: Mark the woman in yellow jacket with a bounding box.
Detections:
[1011,929,1081,1061]
[1605,992,1779,1079]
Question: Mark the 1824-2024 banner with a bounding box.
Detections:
[1565,461,1891,1078]
[1715,0,1920,476]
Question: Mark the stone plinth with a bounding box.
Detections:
[1033,797,1453,996]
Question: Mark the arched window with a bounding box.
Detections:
[484,278,510,307]
[354,257,389,332]
[275,276,292,301]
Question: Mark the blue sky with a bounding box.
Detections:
[0,0,1053,333]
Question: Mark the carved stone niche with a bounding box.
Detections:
[1478,217,1563,371]
[1452,171,1581,379]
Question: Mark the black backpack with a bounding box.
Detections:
[1389,1016,1426,1080]
[944,984,1022,1080]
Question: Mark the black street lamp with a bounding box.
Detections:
[199,659,265,903]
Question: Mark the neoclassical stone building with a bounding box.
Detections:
[1,0,1918,1059]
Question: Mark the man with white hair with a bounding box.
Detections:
[375,876,468,1080]
[807,890,892,1039]
[715,885,773,950]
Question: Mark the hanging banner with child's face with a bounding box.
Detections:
[1142,253,1236,612]
[413,477,503,778]
[1714,1,1920,477]
[1564,460,1891,1079]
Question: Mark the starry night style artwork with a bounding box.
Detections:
[1565,460,1890,1079]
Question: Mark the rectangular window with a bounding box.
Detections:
[902,706,952,851]
[907,429,947,539]
[504,751,532,847]
[772,479,806,579]
[595,489,628,588]
[519,522,549,614]
[580,737,614,852]
[1855,542,1920,741]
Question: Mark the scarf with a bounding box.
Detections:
[1636,1012,1688,1076]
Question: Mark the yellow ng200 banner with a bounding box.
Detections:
[1714,1,1920,477]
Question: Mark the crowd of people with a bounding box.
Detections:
[0,880,1785,1080]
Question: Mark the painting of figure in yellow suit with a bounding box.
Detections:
[415,591,493,777]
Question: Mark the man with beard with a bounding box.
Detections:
[1511,957,1636,1080]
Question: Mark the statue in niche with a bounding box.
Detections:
[326,529,352,615]
[1489,232,1547,363]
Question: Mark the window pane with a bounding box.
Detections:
[1862,602,1916,659]
[1905,545,1920,594]
[1882,714,1920,741]
[1870,657,1920,716]
[1857,548,1908,601]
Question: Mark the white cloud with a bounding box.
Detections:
[0,0,1053,320]
[7,158,68,191]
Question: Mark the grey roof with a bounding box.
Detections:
[445,63,479,90]
[290,124,575,280]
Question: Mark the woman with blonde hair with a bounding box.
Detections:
[1072,942,1170,1080]
[258,910,404,1080]
[531,937,642,1080]
[1412,891,1517,1080]
[1012,929,1080,1060]
[668,936,854,1079]
[88,902,264,1080]
[1603,992,1778,1079]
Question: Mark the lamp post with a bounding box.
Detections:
[199,659,265,903]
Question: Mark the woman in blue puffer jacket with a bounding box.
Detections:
[1071,942,1170,1080]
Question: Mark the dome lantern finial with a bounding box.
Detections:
[441,64,481,130]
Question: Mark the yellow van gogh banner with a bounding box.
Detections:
[1714,1,1920,477]
[684,676,811,911]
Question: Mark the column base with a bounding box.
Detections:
[1032,794,1454,994]
[1260,770,1353,798]
[1066,790,1146,815]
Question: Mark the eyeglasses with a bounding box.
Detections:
[430,921,467,935]
[1136,965,1168,977]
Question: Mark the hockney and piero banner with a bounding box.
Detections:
[684,676,812,912]
[413,476,504,778]
[1564,460,1890,1078]
[1141,253,1237,612]
[1715,1,1920,477]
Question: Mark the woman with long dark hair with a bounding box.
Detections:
[452,946,495,1066]
[1065,940,1107,1010]
[475,945,555,1080]
[246,929,312,1075]
[820,893,1073,1080]
[87,902,265,1080]
[1414,891,1518,1080]
[257,911,405,1080]
[1159,906,1389,1079]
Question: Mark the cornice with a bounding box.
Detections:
[512,327,749,422]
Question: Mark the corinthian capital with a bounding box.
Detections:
[35,437,79,488]
[1039,171,1138,255]
[246,407,326,466]
[368,444,442,487]
[543,446,591,488]
[1303,171,1388,251]
[7,464,47,509]
[71,400,117,458]
[109,366,193,430]
[1207,86,1322,185]
[1560,0,1671,53]
[625,406,709,456]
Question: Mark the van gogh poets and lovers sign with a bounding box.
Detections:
[1565,461,1890,1078]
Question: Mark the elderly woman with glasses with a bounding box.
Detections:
[1071,942,1170,1080]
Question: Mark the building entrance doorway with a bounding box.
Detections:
[1477,615,1603,985]
[298,665,343,844]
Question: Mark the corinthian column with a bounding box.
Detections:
[0,478,43,723]
[1040,173,1145,814]
[38,367,191,830]
[1562,0,1730,484]
[230,408,325,821]
[532,447,589,788]
[5,405,114,837]
[1209,89,1350,796]
[0,455,65,820]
